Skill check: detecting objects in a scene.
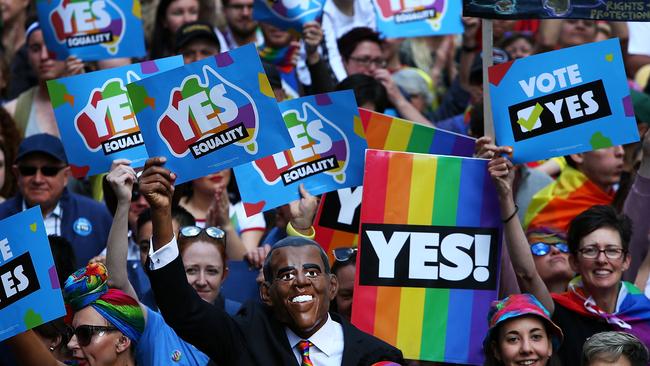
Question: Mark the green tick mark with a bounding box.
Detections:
[517,103,544,132]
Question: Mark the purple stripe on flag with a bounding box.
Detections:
[468,290,496,365]
[480,164,501,228]
[452,136,477,157]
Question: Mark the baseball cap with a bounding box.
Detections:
[484,294,564,351]
[16,133,68,164]
[175,21,221,53]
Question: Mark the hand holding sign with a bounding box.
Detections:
[289,184,318,234]
[139,157,176,211]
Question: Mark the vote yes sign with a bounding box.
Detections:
[352,150,502,364]
[0,207,66,342]
[373,0,463,38]
[37,0,146,60]
[47,56,184,178]
[489,38,639,163]
[234,90,366,216]
[128,44,292,183]
[253,0,324,31]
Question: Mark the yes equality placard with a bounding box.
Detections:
[352,149,502,364]
[127,44,292,184]
[253,0,325,32]
[373,0,463,39]
[234,90,365,217]
[489,38,639,164]
[463,0,650,21]
[47,56,184,178]
[36,0,146,60]
[314,109,477,264]
[0,207,66,342]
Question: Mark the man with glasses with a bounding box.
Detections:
[0,134,112,267]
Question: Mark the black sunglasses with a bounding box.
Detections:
[17,165,66,177]
[333,247,357,262]
[73,325,118,347]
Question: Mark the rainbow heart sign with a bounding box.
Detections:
[127,44,292,184]
[36,0,146,60]
[234,90,365,217]
[253,0,324,31]
[373,0,463,38]
[47,56,183,178]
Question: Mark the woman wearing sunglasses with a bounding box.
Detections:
[526,228,575,294]
[488,151,650,366]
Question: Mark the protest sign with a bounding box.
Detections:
[489,38,638,163]
[315,110,477,264]
[234,90,365,216]
[373,0,463,38]
[463,0,650,21]
[47,56,184,178]
[127,44,292,184]
[352,149,502,364]
[0,207,66,342]
[253,0,324,32]
[36,0,146,60]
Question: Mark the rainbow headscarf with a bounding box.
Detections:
[552,277,650,349]
[63,263,144,345]
[524,166,614,233]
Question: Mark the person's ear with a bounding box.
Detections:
[328,273,338,301]
[62,166,71,186]
[491,341,502,361]
[569,252,580,273]
[622,252,631,272]
[115,334,131,354]
[259,281,273,306]
[222,266,229,282]
[569,153,584,166]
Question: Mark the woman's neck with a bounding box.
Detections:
[546,279,568,294]
[585,282,621,314]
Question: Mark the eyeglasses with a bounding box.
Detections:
[17,165,66,177]
[333,247,357,262]
[578,246,626,260]
[73,325,118,347]
[348,56,387,69]
[530,242,570,256]
[180,226,226,241]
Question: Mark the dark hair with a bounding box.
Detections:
[337,27,382,62]
[136,208,152,233]
[33,317,72,354]
[499,32,534,51]
[263,237,330,282]
[336,74,388,113]
[150,0,204,59]
[331,252,356,276]
[0,107,20,198]
[567,205,632,254]
[172,205,196,228]
[48,235,76,286]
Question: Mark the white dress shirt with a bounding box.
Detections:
[24,201,62,236]
[286,314,344,366]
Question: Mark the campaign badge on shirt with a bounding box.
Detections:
[73,217,93,236]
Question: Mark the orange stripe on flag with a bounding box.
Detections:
[384,152,413,224]
[364,112,393,150]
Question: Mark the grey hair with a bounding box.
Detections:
[582,332,649,366]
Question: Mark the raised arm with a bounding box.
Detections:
[488,152,555,313]
[104,159,139,300]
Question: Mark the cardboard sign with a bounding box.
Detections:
[315,110,477,264]
[253,0,325,31]
[234,90,365,216]
[352,149,502,364]
[47,57,184,178]
[373,0,463,38]
[463,0,650,21]
[37,0,146,60]
[489,38,638,163]
[127,44,292,183]
[0,207,66,342]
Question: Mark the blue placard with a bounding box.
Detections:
[47,57,184,178]
[253,0,325,32]
[489,38,639,164]
[0,207,66,342]
[36,0,146,61]
[464,0,650,21]
[373,0,463,38]
[233,90,366,217]
[127,44,292,184]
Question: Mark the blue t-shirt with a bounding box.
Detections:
[136,307,211,365]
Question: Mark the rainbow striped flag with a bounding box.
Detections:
[352,149,502,364]
[314,110,477,264]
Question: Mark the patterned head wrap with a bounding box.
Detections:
[63,263,144,345]
[484,294,563,351]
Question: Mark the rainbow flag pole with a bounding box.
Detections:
[352,149,502,364]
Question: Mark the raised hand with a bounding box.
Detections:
[289,184,318,232]
[488,156,515,199]
[206,188,231,228]
[139,157,176,211]
[106,159,137,203]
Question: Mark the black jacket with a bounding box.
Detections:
[147,255,404,365]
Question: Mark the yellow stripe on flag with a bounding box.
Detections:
[396,287,426,359]
[383,119,413,151]
[408,155,437,225]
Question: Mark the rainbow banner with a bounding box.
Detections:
[314,110,476,264]
[352,149,502,364]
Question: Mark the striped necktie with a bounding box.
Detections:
[297,340,314,366]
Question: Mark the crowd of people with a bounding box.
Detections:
[0,0,650,365]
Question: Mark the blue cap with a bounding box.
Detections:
[16,134,68,164]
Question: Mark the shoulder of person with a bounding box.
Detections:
[0,196,22,217]
[331,312,404,363]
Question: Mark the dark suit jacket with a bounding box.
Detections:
[147,255,404,366]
